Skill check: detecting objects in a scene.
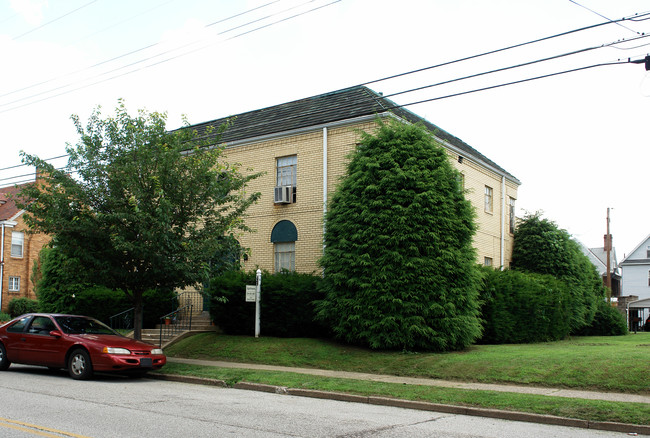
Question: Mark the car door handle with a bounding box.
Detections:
[21,338,26,342]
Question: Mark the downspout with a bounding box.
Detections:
[323,127,328,253]
[0,223,5,310]
[500,175,506,270]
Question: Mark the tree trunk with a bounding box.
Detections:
[132,291,144,340]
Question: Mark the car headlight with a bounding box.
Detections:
[150,348,164,355]
[102,347,131,355]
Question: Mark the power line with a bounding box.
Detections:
[378,33,650,103]
[0,0,189,100]
[2,39,649,178]
[0,0,323,108]
[385,61,629,110]
[12,0,100,40]
[568,0,641,35]
[0,154,68,172]
[2,4,646,115]
[0,55,643,187]
[361,11,650,88]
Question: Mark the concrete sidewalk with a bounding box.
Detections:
[167,357,650,405]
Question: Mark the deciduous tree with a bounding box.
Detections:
[18,102,261,339]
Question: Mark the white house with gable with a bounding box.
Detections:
[620,234,650,301]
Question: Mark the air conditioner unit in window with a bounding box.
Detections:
[274,185,293,204]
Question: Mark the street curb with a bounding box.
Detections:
[147,373,227,387]
[151,374,650,436]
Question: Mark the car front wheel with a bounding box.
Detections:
[68,349,93,380]
[0,343,10,371]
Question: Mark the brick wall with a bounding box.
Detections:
[224,119,518,274]
[1,214,50,311]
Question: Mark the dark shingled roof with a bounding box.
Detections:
[188,86,519,183]
[0,184,28,221]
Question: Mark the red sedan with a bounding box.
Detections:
[0,313,166,380]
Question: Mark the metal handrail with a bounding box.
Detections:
[158,304,193,347]
[109,307,134,331]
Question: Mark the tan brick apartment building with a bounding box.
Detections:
[0,183,50,312]
[190,86,521,274]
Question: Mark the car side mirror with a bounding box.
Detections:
[49,330,63,338]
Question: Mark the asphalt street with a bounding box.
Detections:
[0,365,638,438]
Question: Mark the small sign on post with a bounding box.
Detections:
[245,285,256,302]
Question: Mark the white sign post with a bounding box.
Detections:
[255,269,261,338]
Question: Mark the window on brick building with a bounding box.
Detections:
[274,242,295,272]
[484,257,493,267]
[484,186,493,213]
[11,231,24,257]
[8,276,20,292]
[271,220,297,273]
[276,155,297,203]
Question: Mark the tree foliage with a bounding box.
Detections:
[576,300,627,336]
[18,101,261,338]
[478,267,572,344]
[317,120,481,351]
[511,212,603,333]
[32,246,90,313]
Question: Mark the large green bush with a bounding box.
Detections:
[511,213,603,333]
[207,270,327,337]
[34,246,89,313]
[8,297,39,318]
[576,300,627,336]
[33,246,175,327]
[478,268,572,344]
[317,120,480,351]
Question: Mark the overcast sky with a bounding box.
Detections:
[1,0,649,260]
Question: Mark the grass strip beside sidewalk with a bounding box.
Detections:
[155,362,650,426]
[164,332,650,393]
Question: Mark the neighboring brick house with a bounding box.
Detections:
[190,86,521,274]
[0,183,50,312]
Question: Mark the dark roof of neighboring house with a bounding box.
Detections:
[187,86,520,183]
[0,184,28,221]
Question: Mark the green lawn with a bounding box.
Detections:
[158,332,650,426]
[164,332,650,393]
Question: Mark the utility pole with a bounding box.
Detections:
[604,208,612,302]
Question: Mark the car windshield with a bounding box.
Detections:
[54,316,118,335]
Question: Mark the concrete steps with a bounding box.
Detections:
[135,312,216,347]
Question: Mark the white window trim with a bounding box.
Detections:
[276,155,297,187]
[8,276,20,292]
[11,231,24,258]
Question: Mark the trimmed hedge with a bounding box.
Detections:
[207,270,328,338]
[576,300,627,336]
[8,297,39,318]
[478,267,572,344]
